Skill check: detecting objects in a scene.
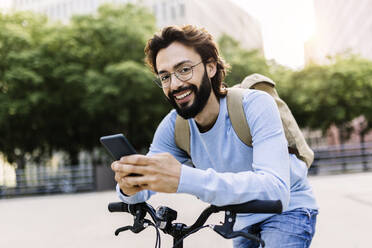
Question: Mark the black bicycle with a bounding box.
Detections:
[108,199,282,248]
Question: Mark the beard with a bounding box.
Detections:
[167,70,212,119]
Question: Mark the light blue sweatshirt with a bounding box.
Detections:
[117,90,318,229]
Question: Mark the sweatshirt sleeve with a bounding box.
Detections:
[176,91,291,209]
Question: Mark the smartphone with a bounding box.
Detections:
[100,133,141,176]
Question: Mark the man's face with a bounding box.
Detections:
[156,42,214,119]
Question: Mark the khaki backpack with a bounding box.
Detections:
[174,73,314,168]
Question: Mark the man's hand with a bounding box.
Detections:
[111,153,182,196]
[111,159,144,196]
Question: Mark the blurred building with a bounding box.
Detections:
[141,0,263,52]
[0,2,7,10]
[305,0,372,65]
[7,0,263,52]
[8,0,135,22]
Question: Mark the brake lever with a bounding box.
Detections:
[115,218,154,236]
[130,204,149,233]
[214,229,265,247]
[114,203,154,237]
[212,211,265,247]
[230,231,265,247]
[115,225,133,236]
[212,210,236,237]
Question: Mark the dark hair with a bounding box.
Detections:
[144,25,229,98]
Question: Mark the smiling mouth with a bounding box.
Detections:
[172,89,193,105]
[174,90,192,100]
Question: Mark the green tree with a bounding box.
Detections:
[327,54,372,143]
[0,3,169,185]
[217,34,372,144]
[218,34,270,86]
[276,54,372,143]
[41,3,165,163]
[0,12,51,167]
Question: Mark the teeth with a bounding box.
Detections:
[175,91,192,100]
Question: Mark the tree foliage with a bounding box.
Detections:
[218,34,270,86]
[217,34,372,143]
[0,11,52,167]
[1,6,372,172]
[0,4,169,167]
[276,54,372,142]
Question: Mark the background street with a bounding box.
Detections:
[1,172,371,248]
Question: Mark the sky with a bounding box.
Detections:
[0,0,11,8]
[0,0,316,69]
[232,0,316,69]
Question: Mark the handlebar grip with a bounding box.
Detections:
[108,202,130,213]
[215,200,282,214]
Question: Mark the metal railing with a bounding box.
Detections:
[1,142,371,198]
[309,142,372,175]
[0,164,95,198]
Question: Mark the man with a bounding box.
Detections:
[111,25,318,247]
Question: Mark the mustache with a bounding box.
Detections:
[170,85,195,96]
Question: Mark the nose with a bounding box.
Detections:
[169,73,183,90]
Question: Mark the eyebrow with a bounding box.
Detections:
[158,60,193,74]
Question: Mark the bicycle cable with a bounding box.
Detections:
[146,221,161,248]
[155,224,161,248]
[171,225,210,248]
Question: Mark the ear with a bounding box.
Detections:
[206,61,217,78]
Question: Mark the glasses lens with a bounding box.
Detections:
[175,66,193,81]
[157,73,171,87]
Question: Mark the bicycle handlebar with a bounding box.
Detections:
[108,202,129,213]
[108,199,283,248]
[109,199,282,214]
[213,199,283,214]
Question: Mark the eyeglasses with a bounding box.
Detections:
[154,61,203,88]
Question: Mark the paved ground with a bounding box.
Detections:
[309,172,372,248]
[1,172,371,248]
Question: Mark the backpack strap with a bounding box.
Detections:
[226,88,252,147]
[174,88,253,156]
[175,115,191,157]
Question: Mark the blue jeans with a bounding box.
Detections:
[233,208,318,248]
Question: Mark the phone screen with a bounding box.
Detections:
[100,134,137,160]
[100,134,140,177]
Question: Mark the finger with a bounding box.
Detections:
[115,173,132,185]
[114,173,120,183]
[119,177,134,188]
[119,176,142,189]
[118,183,144,196]
[120,154,152,165]
[114,163,151,175]
[112,162,135,173]
[114,172,132,185]
[117,171,132,178]
[125,175,153,187]
[112,161,136,173]
[111,161,120,171]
